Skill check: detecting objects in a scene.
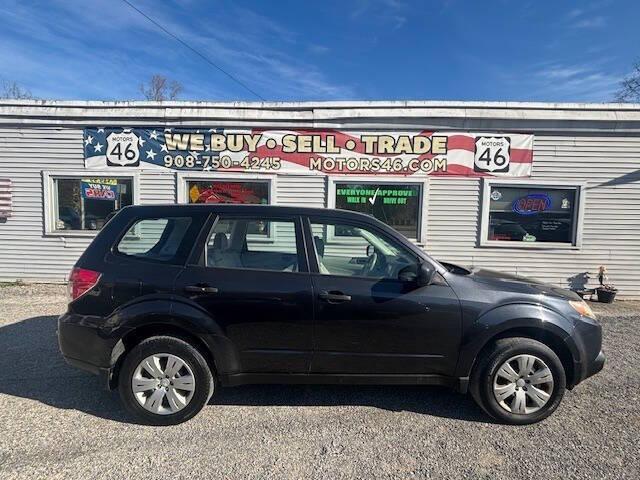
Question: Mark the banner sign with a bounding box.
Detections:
[83,128,533,177]
[81,178,119,201]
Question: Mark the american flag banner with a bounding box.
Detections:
[0,178,11,218]
[83,128,533,177]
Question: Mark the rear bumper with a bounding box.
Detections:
[58,313,120,389]
[62,355,113,388]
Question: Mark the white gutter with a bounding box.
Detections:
[0,100,639,131]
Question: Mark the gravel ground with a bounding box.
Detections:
[0,284,639,480]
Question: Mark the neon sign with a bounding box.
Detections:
[512,193,551,216]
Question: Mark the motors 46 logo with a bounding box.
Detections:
[474,136,510,173]
[106,131,140,167]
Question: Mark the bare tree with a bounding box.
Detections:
[139,74,183,101]
[1,80,35,99]
[615,61,640,102]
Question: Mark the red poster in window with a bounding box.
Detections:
[190,182,268,204]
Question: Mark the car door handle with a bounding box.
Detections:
[319,291,351,303]
[185,285,219,294]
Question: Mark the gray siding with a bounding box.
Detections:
[0,130,327,282]
[0,111,638,299]
[426,135,640,298]
[276,174,325,207]
[0,127,175,282]
[0,127,86,281]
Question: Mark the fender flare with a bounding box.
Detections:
[105,295,240,375]
[454,303,579,381]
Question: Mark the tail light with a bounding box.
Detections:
[68,267,102,302]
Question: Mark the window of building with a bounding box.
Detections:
[117,217,194,264]
[332,182,423,239]
[310,220,417,279]
[205,217,302,272]
[52,177,133,231]
[185,179,271,235]
[481,181,584,247]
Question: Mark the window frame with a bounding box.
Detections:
[201,213,309,274]
[479,178,586,249]
[327,176,429,245]
[176,171,277,243]
[43,170,139,237]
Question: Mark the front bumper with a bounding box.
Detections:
[570,316,605,387]
[584,350,605,379]
[58,313,121,389]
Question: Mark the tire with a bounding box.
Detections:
[470,337,566,425]
[118,336,214,426]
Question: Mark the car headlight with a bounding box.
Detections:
[569,300,597,320]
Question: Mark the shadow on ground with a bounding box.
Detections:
[0,315,487,424]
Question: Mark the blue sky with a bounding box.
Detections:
[0,0,638,102]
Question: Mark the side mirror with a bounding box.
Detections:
[398,265,418,283]
[366,244,375,257]
[398,262,436,285]
[417,262,436,286]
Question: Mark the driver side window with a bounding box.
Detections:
[309,221,417,280]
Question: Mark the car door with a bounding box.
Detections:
[174,213,314,374]
[305,216,461,376]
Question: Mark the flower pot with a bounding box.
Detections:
[596,288,617,303]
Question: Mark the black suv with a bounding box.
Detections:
[58,204,604,425]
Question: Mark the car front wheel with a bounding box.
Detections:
[471,337,566,425]
[118,336,214,425]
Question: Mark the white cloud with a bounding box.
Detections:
[391,15,408,30]
[571,16,606,29]
[308,44,330,55]
[565,1,609,29]
[0,0,354,100]
[350,0,408,29]
[567,8,584,18]
[518,61,621,101]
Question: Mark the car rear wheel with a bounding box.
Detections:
[118,336,214,425]
[470,337,566,425]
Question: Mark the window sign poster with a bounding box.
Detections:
[187,181,269,204]
[83,128,533,178]
[80,178,120,201]
[335,183,421,238]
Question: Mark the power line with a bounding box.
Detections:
[121,0,265,101]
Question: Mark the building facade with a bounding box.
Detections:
[0,100,638,298]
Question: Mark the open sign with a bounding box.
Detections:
[512,193,551,215]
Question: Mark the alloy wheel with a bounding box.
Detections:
[132,353,196,415]
[492,354,554,415]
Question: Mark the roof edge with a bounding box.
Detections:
[1,99,640,111]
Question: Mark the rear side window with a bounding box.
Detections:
[205,216,302,272]
[116,217,193,264]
